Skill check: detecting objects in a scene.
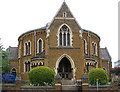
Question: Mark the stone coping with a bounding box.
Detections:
[21,86,55,89]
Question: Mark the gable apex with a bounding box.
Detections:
[55,2,74,18]
[47,2,83,31]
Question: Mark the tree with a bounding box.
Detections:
[2,50,10,73]
[0,42,10,73]
[111,67,120,75]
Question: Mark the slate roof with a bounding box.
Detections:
[7,47,18,60]
[18,26,47,40]
[101,47,111,60]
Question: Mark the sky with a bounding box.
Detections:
[0,0,118,67]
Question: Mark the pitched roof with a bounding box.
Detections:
[101,47,111,60]
[7,47,18,60]
[18,26,47,40]
[48,1,83,31]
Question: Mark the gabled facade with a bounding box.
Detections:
[8,2,112,82]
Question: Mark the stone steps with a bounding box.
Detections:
[61,80,75,85]
[62,85,78,90]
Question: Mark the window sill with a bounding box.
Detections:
[49,47,80,49]
[23,54,32,57]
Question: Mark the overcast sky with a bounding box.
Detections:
[0,0,118,67]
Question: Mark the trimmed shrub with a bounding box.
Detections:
[88,68,108,85]
[28,66,55,86]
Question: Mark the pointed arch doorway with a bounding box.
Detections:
[58,57,72,80]
[55,54,76,80]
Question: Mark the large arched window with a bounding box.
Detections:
[84,39,87,54]
[37,38,43,53]
[58,24,71,46]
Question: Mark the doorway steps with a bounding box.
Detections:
[61,80,75,85]
[61,80,82,91]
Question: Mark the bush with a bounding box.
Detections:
[88,68,108,85]
[28,66,55,86]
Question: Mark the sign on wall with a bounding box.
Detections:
[1,73,16,84]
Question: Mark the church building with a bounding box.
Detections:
[8,2,112,83]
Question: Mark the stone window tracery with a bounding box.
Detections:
[24,41,31,56]
[58,25,72,46]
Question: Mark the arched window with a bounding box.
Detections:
[59,32,62,46]
[37,38,43,53]
[28,41,31,55]
[92,42,94,55]
[64,33,66,46]
[25,62,27,72]
[95,43,97,56]
[92,42,97,56]
[84,39,87,54]
[24,42,28,55]
[25,61,31,72]
[67,33,70,46]
[58,24,71,46]
[39,40,42,53]
[63,12,67,18]
[28,61,30,71]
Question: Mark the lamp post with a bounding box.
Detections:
[96,78,99,92]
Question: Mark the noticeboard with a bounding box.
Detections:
[1,73,16,84]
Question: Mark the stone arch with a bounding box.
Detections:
[55,54,76,80]
[11,67,16,73]
[37,38,43,53]
[11,67,17,77]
